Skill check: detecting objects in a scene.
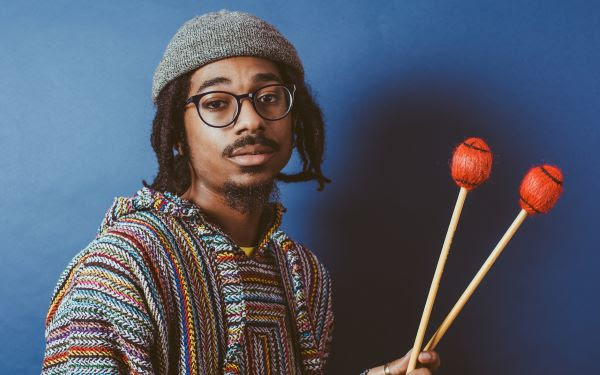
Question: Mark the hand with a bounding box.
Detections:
[368,349,441,375]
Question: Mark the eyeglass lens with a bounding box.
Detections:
[198,85,292,127]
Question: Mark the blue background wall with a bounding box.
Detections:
[2,1,598,373]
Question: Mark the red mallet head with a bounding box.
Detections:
[451,137,493,190]
[519,165,563,215]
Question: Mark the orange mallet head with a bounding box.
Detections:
[519,165,563,215]
[451,137,493,190]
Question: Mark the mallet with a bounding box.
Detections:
[423,165,564,351]
[407,137,493,372]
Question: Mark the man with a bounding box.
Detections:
[42,10,440,374]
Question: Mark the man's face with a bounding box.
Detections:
[182,56,294,195]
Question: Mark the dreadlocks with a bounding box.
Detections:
[142,64,331,196]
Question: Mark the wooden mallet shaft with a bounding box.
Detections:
[423,209,528,351]
[406,187,469,372]
[424,164,563,351]
[407,137,493,372]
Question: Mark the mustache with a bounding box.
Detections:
[223,134,281,157]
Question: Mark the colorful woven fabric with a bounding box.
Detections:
[238,249,302,374]
[42,187,334,374]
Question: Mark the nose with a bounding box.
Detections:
[234,97,265,135]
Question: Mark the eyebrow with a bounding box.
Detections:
[194,72,283,94]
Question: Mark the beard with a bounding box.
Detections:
[222,177,280,214]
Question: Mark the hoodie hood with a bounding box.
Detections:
[98,187,204,235]
[97,186,285,237]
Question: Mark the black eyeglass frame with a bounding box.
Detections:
[185,83,297,128]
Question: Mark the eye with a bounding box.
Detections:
[203,100,227,109]
[200,94,234,111]
[258,93,280,104]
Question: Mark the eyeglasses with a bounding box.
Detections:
[185,83,296,128]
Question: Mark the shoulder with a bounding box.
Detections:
[272,230,333,293]
[49,232,150,301]
[294,241,334,316]
[273,229,330,270]
[295,242,332,280]
[44,236,157,373]
[50,193,176,299]
[95,199,197,276]
[45,234,154,330]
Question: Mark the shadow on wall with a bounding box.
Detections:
[317,73,524,374]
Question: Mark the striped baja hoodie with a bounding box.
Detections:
[43,187,334,374]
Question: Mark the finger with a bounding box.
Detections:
[389,349,413,374]
[418,350,441,371]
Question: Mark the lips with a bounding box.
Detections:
[228,144,276,166]
[230,144,275,157]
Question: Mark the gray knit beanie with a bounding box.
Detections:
[152,10,304,102]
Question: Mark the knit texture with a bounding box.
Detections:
[152,10,304,102]
[43,187,334,374]
[238,249,302,374]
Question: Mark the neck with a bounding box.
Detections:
[180,181,273,247]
